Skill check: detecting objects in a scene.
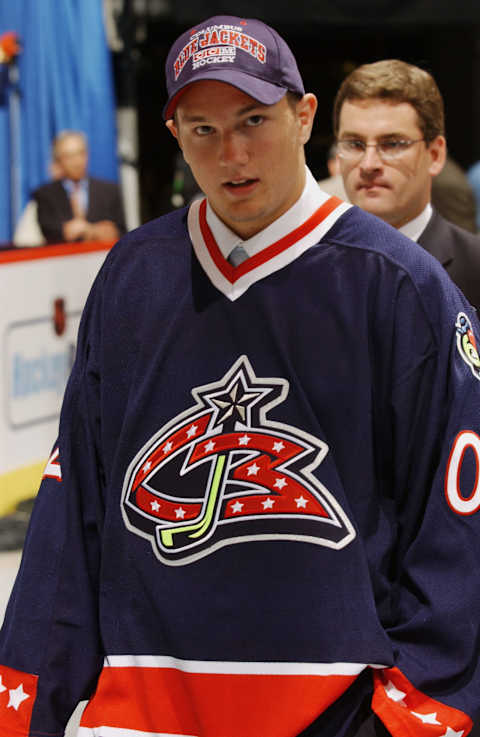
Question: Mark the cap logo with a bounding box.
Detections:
[174,23,266,81]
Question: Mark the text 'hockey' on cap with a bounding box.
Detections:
[163,15,305,119]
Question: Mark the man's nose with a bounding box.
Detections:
[359,144,383,171]
[219,132,249,166]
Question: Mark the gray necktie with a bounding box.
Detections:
[228,244,249,267]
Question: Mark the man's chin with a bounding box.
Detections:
[350,194,395,223]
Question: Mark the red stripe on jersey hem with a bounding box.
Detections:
[372,667,473,737]
[80,665,358,737]
[198,196,344,285]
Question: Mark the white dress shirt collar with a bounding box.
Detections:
[399,203,432,242]
[205,167,330,259]
[187,166,352,301]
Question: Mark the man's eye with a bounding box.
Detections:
[379,140,405,152]
[344,140,365,151]
[194,125,213,136]
[245,115,264,127]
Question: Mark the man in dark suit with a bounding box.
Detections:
[33,130,126,244]
[332,59,480,309]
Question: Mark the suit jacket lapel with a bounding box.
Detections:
[86,177,94,221]
[54,180,74,219]
[417,209,454,267]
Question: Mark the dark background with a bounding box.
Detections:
[111,0,480,223]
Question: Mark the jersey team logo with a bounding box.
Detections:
[121,356,355,565]
[456,311,480,380]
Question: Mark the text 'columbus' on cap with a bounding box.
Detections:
[163,15,305,119]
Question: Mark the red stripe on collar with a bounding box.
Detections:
[198,196,344,285]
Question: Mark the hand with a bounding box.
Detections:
[62,217,90,241]
[85,220,121,242]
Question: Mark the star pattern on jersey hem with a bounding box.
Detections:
[372,667,472,737]
[0,665,38,737]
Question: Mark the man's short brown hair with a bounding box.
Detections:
[333,59,445,143]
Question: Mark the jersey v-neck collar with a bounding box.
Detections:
[187,167,352,301]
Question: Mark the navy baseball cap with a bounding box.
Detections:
[163,15,305,120]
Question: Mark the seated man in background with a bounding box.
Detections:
[333,59,480,309]
[33,130,126,244]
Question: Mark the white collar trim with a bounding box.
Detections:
[399,203,432,242]
[188,167,351,301]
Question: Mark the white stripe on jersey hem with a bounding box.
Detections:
[103,655,384,676]
[77,729,196,737]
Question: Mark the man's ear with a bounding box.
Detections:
[428,135,447,177]
[296,93,318,145]
[166,118,179,143]
[166,118,189,164]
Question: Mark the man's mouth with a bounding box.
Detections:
[358,180,388,191]
[224,178,259,190]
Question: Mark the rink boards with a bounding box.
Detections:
[0,242,112,515]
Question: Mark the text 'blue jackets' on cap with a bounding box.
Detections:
[163,15,305,119]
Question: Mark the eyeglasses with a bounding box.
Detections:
[336,138,425,162]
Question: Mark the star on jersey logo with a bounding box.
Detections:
[208,380,261,428]
[121,355,356,565]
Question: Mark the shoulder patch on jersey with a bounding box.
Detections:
[121,356,356,565]
[456,311,480,380]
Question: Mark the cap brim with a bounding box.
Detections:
[163,68,288,120]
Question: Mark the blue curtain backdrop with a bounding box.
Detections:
[0,0,118,243]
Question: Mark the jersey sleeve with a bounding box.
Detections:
[371,273,480,737]
[0,267,108,736]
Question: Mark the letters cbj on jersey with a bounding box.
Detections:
[121,356,356,565]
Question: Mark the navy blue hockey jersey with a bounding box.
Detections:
[1,177,480,737]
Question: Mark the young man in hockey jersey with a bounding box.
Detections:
[1,15,480,737]
[333,59,480,308]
